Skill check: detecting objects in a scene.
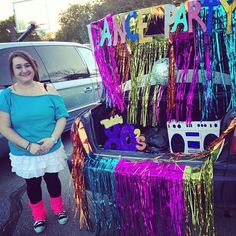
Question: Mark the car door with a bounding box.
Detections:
[34,45,96,131]
[76,46,103,102]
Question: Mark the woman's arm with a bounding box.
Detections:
[0,111,29,149]
[37,117,67,154]
[51,117,67,141]
[0,111,41,154]
[37,84,68,154]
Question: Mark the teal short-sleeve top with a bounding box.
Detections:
[0,87,69,156]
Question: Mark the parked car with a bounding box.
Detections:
[0,41,103,159]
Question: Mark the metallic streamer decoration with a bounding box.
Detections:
[90,14,125,112]
[167,36,175,121]
[128,41,168,125]
[72,6,236,236]
[184,158,215,236]
[71,118,92,230]
[153,85,165,126]
[115,41,131,84]
[223,19,236,110]
[174,32,193,121]
[71,117,236,235]
[186,50,200,124]
[152,85,159,126]
[203,34,214,120]
[197,6,233,121]
[140,80,151,127]
[84,156,120,235]
[115,160,186,236]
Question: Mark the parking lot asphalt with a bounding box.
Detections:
[0,131,236,235]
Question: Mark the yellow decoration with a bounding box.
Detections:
[100,114,123,128]
[134,128,141,137]
[137,9,153,43]
[220,0,236,34]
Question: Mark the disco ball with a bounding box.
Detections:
[151,58,169,86]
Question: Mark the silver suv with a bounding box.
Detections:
[0,41,103,158]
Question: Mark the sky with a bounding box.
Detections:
[0,0,91,31]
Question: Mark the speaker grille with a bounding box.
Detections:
[171,134,185,153]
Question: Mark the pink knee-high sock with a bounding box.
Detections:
[50,195,64,214]
[29,200,47,221]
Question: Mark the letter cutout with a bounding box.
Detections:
[100,18,112,46]
[136,136,147,151]
[120,124,136,151]
[164,4,177,38]
[200,0,220,33]
[220,0,236,34]
[125,11,139,41]
[113,15,126,46]
[137,9,153,43]
[171,2,188,33]
[104,124,121,150]
[188,0,206,32]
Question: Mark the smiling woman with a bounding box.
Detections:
[0,49,69,233]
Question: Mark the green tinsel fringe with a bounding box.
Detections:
[127,41,168,126]
[184,157,215,236]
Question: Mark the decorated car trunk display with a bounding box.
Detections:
[70,1,236,235]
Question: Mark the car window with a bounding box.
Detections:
[35,45,88,82]
[76,47,98,75]
[0,46,49,86]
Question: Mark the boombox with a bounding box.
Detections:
[167,120,221,154]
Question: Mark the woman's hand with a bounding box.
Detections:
[37,137,54,154]
[29,143,42,155]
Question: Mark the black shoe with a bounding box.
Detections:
[33,220,46,234]
[57,211,68,225]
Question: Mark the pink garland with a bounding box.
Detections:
[175,33,193,121]
[115,160,186,236]
[90,14,125,112]
[186,51,200,124]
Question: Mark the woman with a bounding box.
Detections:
[0,51,69,234]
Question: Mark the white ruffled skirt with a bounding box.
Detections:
[9,145,68,179]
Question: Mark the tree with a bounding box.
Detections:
[55,3,95,43]
[0,16,17,42]
[91,0,169,21]
[55,0,172,43]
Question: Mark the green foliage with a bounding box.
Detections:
[55,0,170,43]
[55,3,96,43]
[0,16,16,42]
[91,0,169,20]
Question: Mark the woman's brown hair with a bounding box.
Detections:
[8,50,39,81]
